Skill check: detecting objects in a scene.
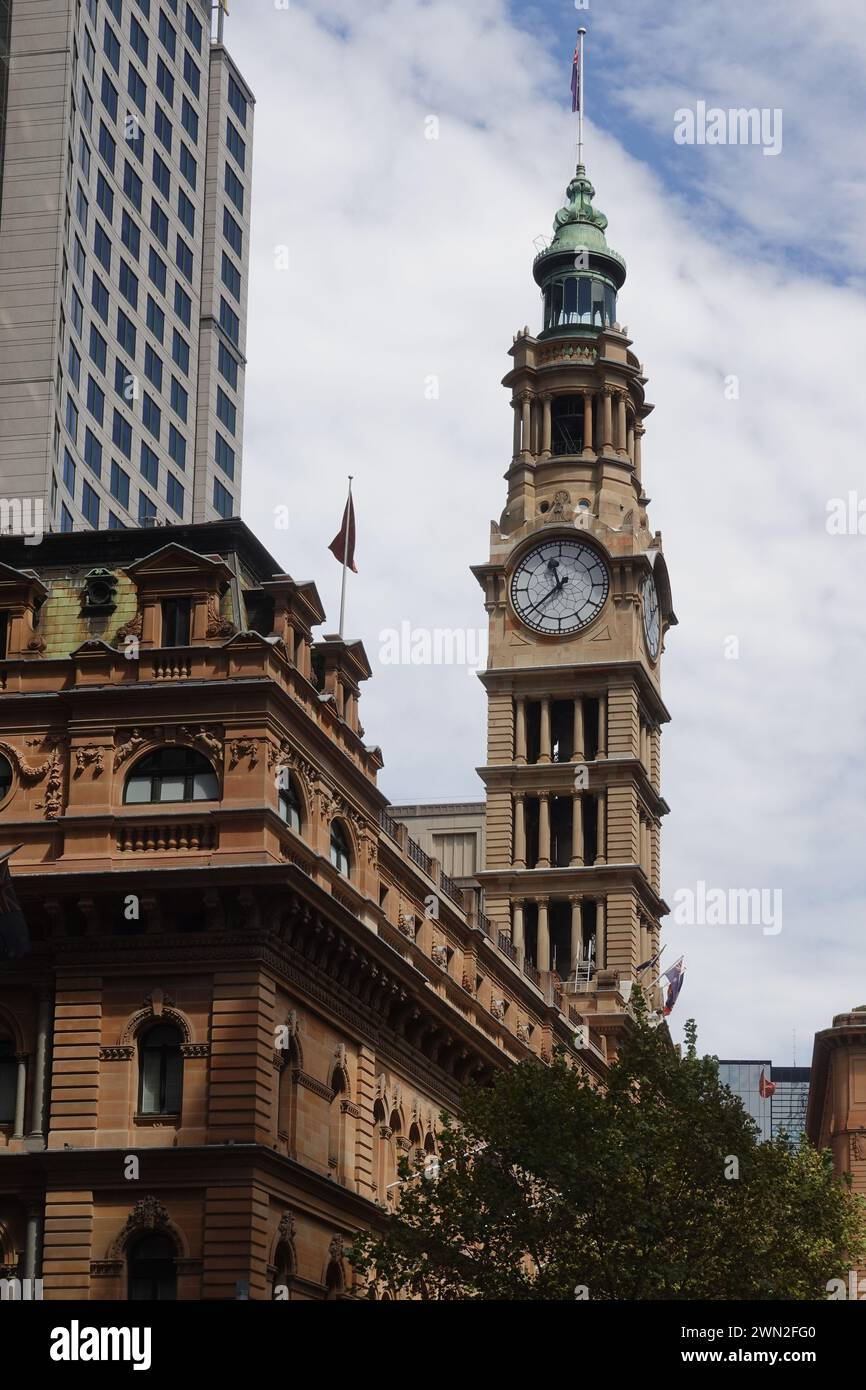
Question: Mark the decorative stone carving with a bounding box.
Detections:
[328,1234,345,1262]
[114,725,222,770]
[37,750,65,820]
[517,1020,533,1045]
[179,1043,209,1059]
[277,1211,296,1246]
[74,746,105,777]
[852,1128,866,1161]
[205,592,236,639]
[545,490,571,524]
[98,1045,135,1062]
[114,727,149,769]
[397,909,418,940]
[490,998,508,1022]
[431,943,449,969]
[179,725,223,764]
[115,607,143,646]
[229,738,260,771]
[109,1197,171,1257]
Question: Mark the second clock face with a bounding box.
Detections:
[510,539,610,635]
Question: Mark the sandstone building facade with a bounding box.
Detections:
[0,518,605,1301]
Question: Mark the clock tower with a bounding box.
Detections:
[472,160,676,1048]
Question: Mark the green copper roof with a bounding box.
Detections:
[534,164,626,281]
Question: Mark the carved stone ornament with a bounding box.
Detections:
[74,746,105,778]
[517,1020,533,1045]
[545,490,571,524]
[490,998,507,1022]
[114,724,222,770]
[109,1197,171,1257]
[431,943,449,969]
[277,1211,297,1246]
[398,908,418,940]
[328,1234,345,1263]
[852,1128,866,1161]
[115,607,143,645]
[229,738,260,771]
[206,592,236,639]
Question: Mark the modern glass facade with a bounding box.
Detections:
[0,0,253,532]
[718,1060,811,1144]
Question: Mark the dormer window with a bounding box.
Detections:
[161,596,191,646]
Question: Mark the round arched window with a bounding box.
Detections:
[279,777,302,833]
[128,1233,177,1301]
[330,822,351,876]
[124,748,219,805]
[138,1023,183,1116]
[0,755,12,804]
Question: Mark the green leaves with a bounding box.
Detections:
[350,1015,866,1300]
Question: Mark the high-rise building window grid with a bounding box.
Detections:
[82,479,100,528]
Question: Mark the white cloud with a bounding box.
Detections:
[225,0,866,1064]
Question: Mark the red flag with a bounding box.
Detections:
[759,1069,776,1100]
[328,493,357,573]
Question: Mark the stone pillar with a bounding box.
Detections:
[596,792,607,865]
[627,416,635,463]
[616,394,627,455]
[537,899,550,972]
[570,794,584,866]
[23,1204,41,1281]
[634,424,644,477]
[13,1054,27,1138]
[602,388,613,451]
[596,898,606,969]
[27,991,51,1143]
[541,395,552,458]
[539,698,552,764]
[573,697,585,762]
[515,697,527,764]
[537,793,551,869]
[583,392,593,454]
[512,900,525,956]
[520,393,532,460]
[512,399,521,459]
[513,794,526,869]
[597,693,607,759]
[570,897,582,976]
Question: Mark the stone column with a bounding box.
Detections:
[537,899,550,972]
[570,896,583,978]
[23,1204,41,1281]
[515,697,527,764]
[539,698,552,764]
[27,991,51,1143]
[512,399,521,459]
[616,393,627,455]
[570,794,584,866]
[634,424,644,478]
[513,793,526,869]
[512,900,525,956]
[627,416,635,463]
[13,1054,27,1139]
[520,392,532,460]
[597,693,607,759]
[602,388,613,451]
[596,792,607,865]
[537,793,551,868]
[573,697,585,762]
[541,395,552,458]
[582,392,593,454]
[596,898,606,970]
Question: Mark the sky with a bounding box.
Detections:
[222,0,866,1065]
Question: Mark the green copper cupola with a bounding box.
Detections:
[533,164,626,336]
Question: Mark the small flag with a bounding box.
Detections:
[328,492,357,573]
[637,949,662,975]
[0,847,29,961]
[759,1069,776,1100]
[662,956,685,1016]
[571,42,581,113]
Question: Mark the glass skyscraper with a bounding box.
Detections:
[0,0,253,533]
[718,1060,811,1145]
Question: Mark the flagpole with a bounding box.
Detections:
[577,27,586,167]
[338,476,353,639]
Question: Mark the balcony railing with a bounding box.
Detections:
[116,821,217,853]
[379,809,400,843]
[439,871,463,907]
[498,931,517,963]
[407,836,432,875]
[523,959,541,987]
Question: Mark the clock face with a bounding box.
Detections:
[510,539,610,635]
[642,573,661,659]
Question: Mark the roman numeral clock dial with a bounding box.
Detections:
[510,539,610,635]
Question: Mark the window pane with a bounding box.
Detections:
[124,776,151,803]
[192,771,218,800]
[157,774,186,802]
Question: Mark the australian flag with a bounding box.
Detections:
[571,43,581,112]
[0,847,29,961]
[662,957,685,1016]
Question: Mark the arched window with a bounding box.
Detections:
[272,1242,295,1299]
[552,396,584,455]
[128,1233,177,1300]
[124,747,219,804]
[279,776,303,833]
[138,1023,183,1116]
[0,1039,17,1125]
[330,821,351,876]
[0,755,12,803]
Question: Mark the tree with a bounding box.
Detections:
[350,1009,866,1300]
